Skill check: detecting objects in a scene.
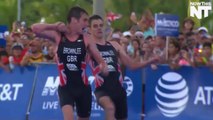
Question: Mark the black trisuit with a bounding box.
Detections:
[57,34,91,117]
[90,41,127,119]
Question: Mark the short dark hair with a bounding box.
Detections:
[132,38,141,46]
[170,39,181,52]
[67,6,88,23]
[89,15,103,27]
[203,42,212,49]
[185,32,194,37]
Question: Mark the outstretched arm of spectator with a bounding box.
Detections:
[130,12,138,24]
[12,21,17,32]
[110,41,159,70]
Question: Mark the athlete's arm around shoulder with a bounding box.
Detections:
[109,40,159,69]
[31,22,66,44]
[84,34,103,64]
[84,34,108,75]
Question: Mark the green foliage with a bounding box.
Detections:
[0,0,17,30]
[0,0,93,30]
[105,0,213,33]
[105,0,189,31]
[0,0,212,33]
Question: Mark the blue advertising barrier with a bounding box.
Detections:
[124,68,142,120]
[29,64,63,120]
[28,64,142,120]
[155,14,179,37]
[0,25,7,47]
[144,65,213,120]
[2,64,212,120]
[0,66,36,120]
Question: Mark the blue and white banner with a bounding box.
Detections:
[29,64,142,120]
[0,25,8,47]
[1,64,213,120]
[125,68,142,120]
[0,66,36,120]
[144,65,213,120]
[155,14,179,37]
[29,64,63,120]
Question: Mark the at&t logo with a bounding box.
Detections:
[123,76,133,96]
[155,72,189,117]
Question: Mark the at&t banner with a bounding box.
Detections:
[144,66,213,120]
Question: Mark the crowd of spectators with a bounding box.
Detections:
[0,21,56,71]
[112,10,213,70]
[0,10,213,72]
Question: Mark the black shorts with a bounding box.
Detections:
[94,87,128,119]
[58,85,92,118]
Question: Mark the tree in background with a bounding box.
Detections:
[105,0,213,33]
[0,0,92,30]
[0,0,212,33]
[0,0,17,30]
[105,0,188,31]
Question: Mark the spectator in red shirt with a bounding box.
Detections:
[0,45,9,71]
[9,42,24,65]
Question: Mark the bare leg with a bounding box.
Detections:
[78,117,89,120]
[98,96,115,120]
[62,105,74,120]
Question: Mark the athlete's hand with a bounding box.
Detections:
[55,22,68,33]
[149,56,160,64]
[99,61,109,76]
